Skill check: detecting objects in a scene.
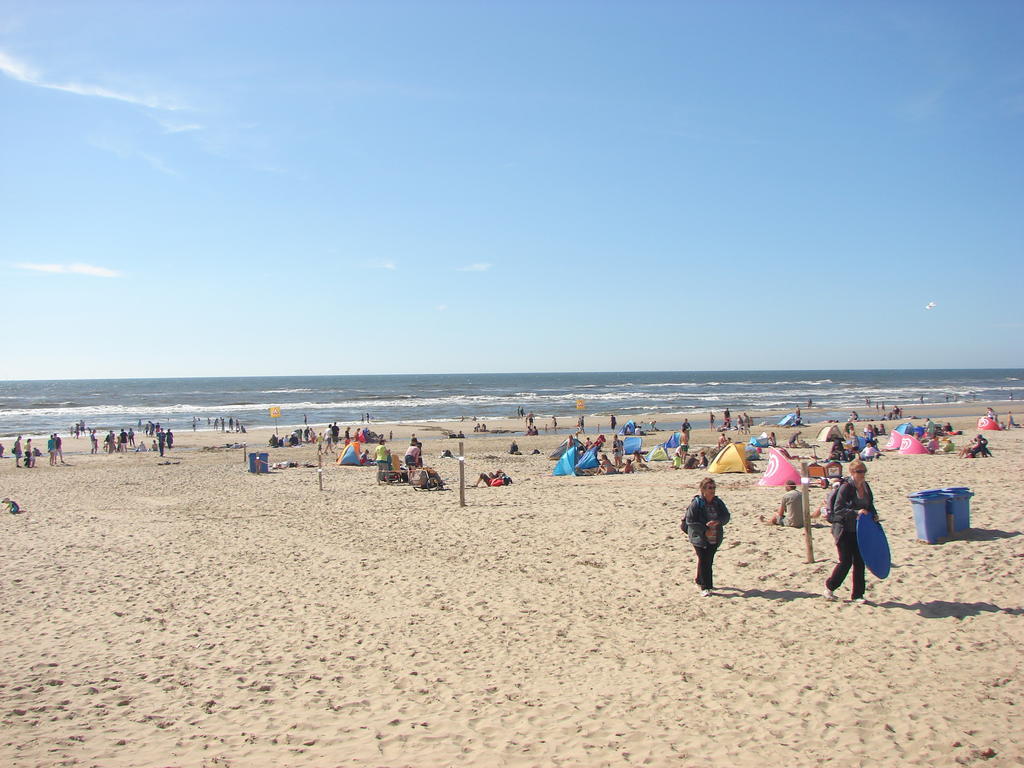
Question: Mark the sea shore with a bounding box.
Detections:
[1,407,1022,766]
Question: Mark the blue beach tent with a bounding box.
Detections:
[622,436,643,455]
[778,413,799,426]
[663,432,681,449]
[894,423,914,435]
[575,446,600,471]
[617,420,637,436]
[553,446,579,476]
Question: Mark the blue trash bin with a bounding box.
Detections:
[248,452,269,474]
[908,490,949,543]
[940,487,973,532]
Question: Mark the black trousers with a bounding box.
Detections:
[693,544,718,590]
[826,530,865,599]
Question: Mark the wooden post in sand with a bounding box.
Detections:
[800,462,815,563]
[458,441,466,507]
[243,444,247,466]
[318,451,323,491]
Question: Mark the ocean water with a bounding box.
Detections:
[0,369,1020,438]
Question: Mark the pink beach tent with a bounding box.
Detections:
[898,434,930,455]
[977,417,1001,431]
[883,431,902,451]
[757,448,803,486]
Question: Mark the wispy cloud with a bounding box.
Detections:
[138,152,179,177]
[158,120,203,134]
[88,136,179,177]
[16,263,122,278]
[0,49,183,110]
[374,261,397,271]
[436,304,448,312]
[457,262,492,272]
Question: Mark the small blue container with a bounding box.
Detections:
[248,451,269,474]
[940,487,973,532]
[908,490,948,543]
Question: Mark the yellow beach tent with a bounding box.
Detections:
[707,442,753,474]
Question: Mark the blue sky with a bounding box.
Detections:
[1,1,1021,379]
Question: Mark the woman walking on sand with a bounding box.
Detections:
[683,477,731,597]
[824,458,876,603]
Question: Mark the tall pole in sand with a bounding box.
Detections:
[318,450,323,491]
[800,462,815,563]
[458,441,466,507]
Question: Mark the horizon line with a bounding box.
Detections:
[2,366,1022,384]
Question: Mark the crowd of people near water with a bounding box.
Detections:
[4,393,1017,609]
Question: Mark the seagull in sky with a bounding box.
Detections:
[925,301,937,310]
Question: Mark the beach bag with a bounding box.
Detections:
[410,467,444,490]
[825,478,859,533]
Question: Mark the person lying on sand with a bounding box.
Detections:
[475,470,510,487]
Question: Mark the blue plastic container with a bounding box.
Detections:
[908,490,948,543]
[248,451,269,474]
[940,487,973,532]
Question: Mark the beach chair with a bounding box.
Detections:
[806,462,826,479]
[377,454,408,485]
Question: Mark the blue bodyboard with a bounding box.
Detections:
[856,515,891,579]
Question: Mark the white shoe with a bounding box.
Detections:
[823,589,838,601]
[701,589,712,597]
[851,597,869,604]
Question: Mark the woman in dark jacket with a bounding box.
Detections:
[683,477,731,597]
[824,458,876,602]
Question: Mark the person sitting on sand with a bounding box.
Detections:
[599,455,619,474]
[767,432,778,448]
[716,433,730,449]
[3,498,23,514]
[760,480,804,527]
[787,431,802,448]
[623,458,635,474]
[860,441,881,461]
[961,434,991,459]
[509,440,520,455]
[631,450,651,470]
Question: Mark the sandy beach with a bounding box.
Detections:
[2,409,1022,766]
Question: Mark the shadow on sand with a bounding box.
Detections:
[715,587,821,601]
[874,599,1023,618]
